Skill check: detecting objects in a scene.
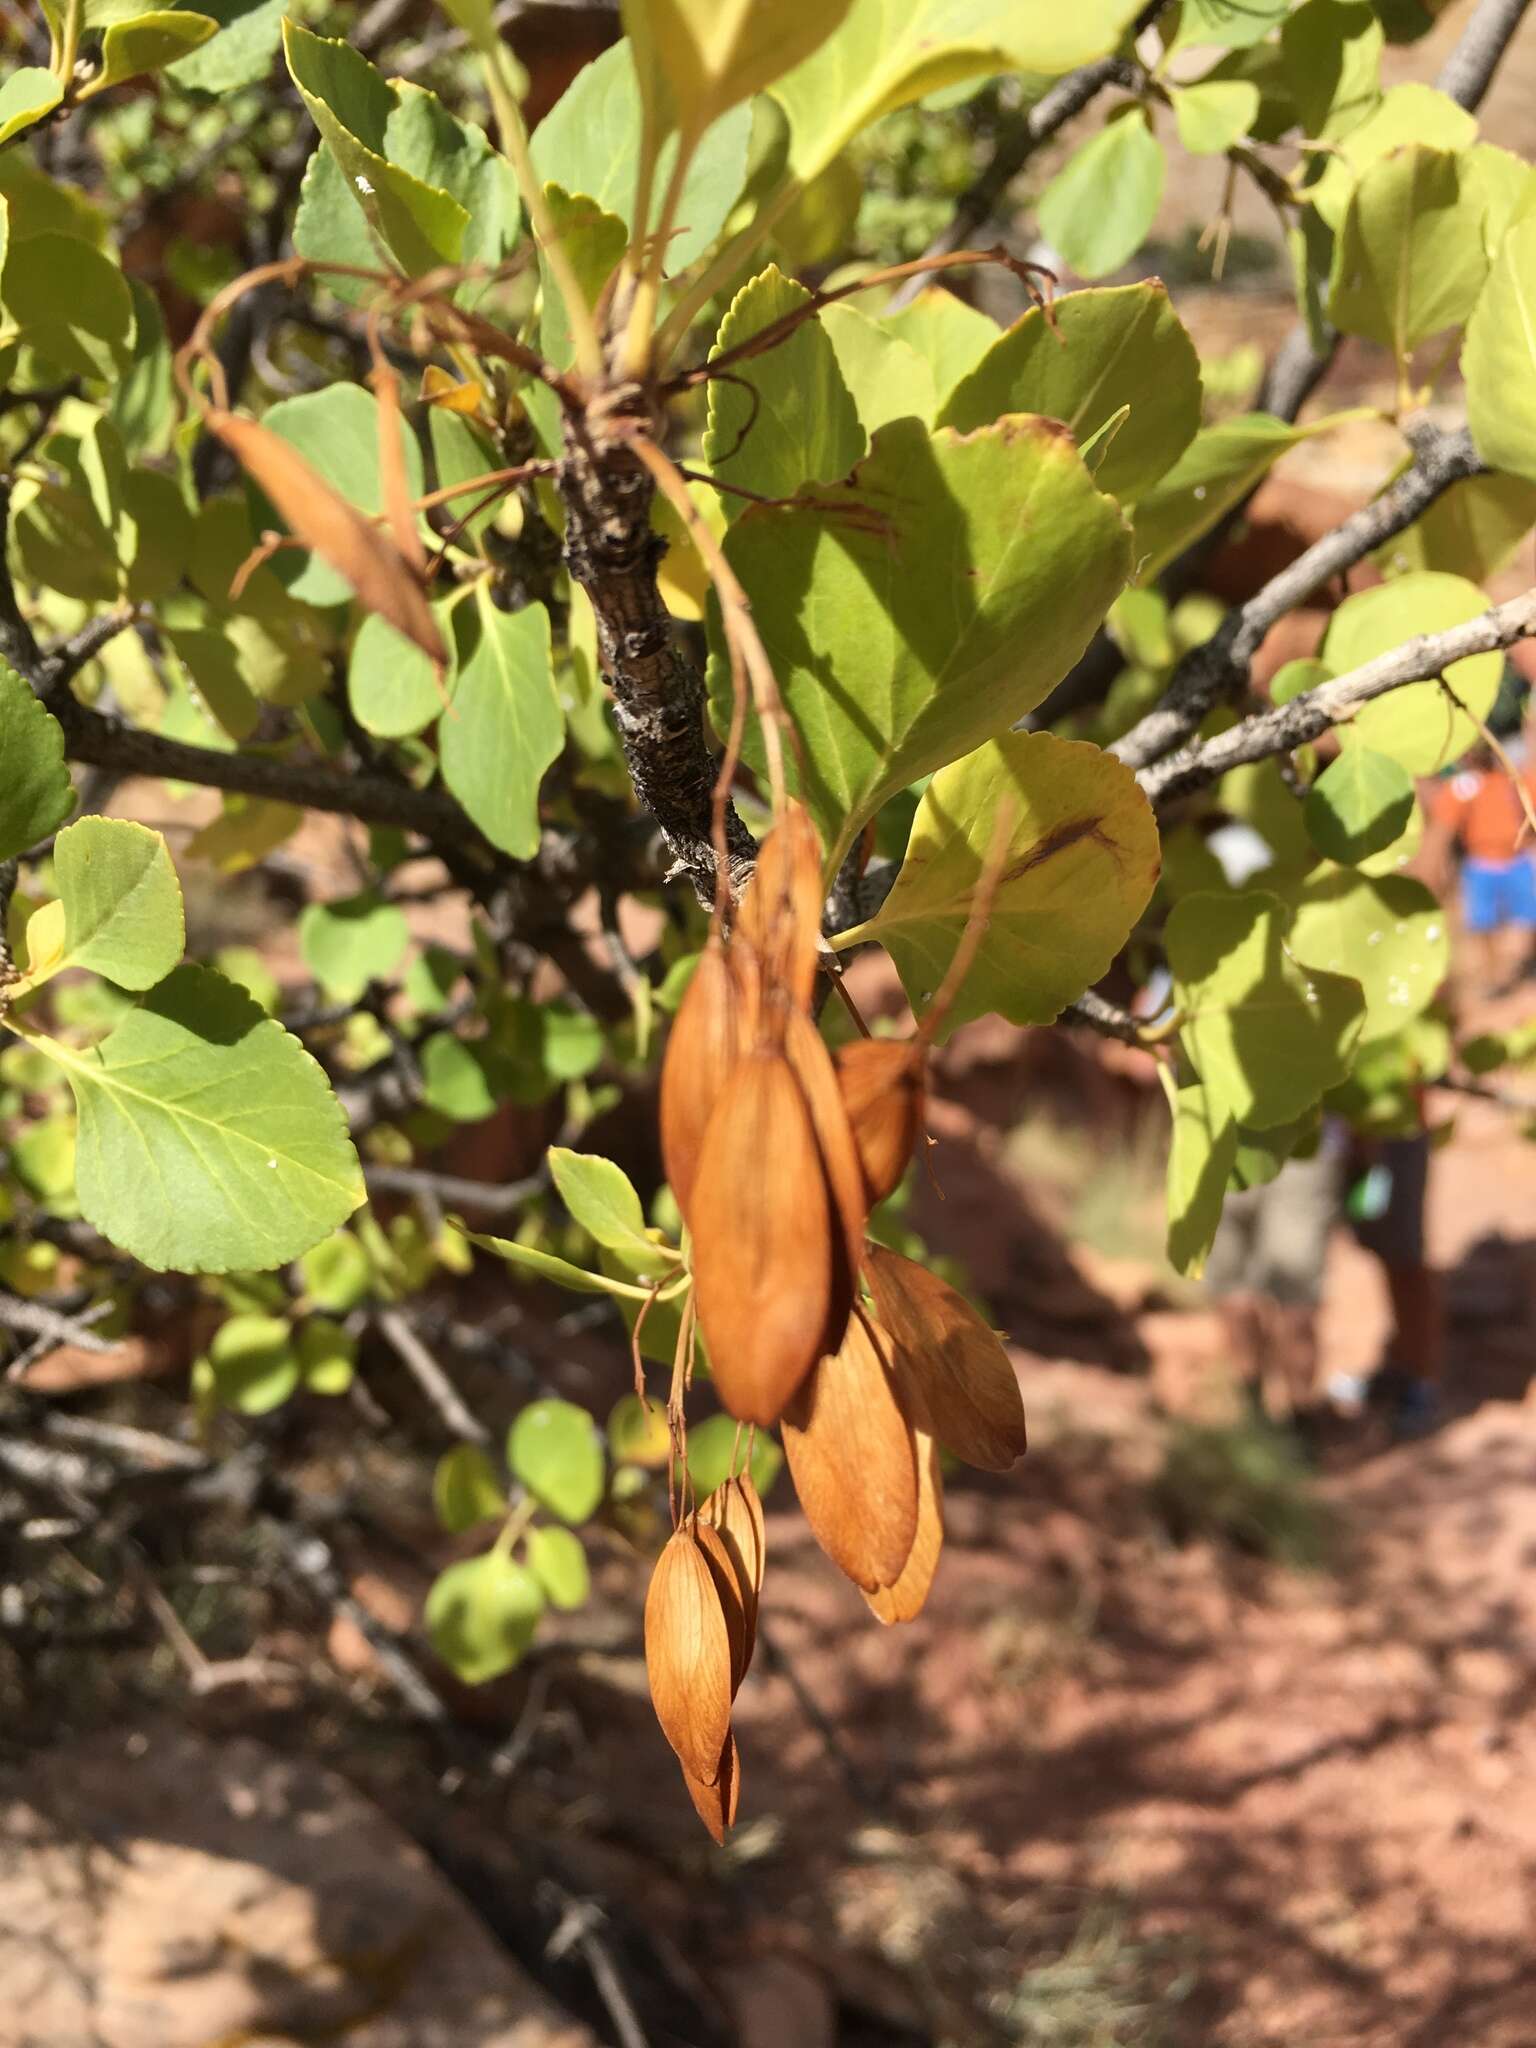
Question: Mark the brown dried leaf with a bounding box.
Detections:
[689,1046,832,1426]
[701,1474,765,1674]
[693,1514,751,1695]
[370,362,427,575]
[834,1036,927,1204]
[736,801,824,1012]
[644,1526,733,1784]
[782,1314,919,1592]
[864,1429,944,1626]
[205,409,446,669]
[681,1727,740,1845]
[865,1245,1027,1472]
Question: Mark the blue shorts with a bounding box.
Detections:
[1462,857,1536,934]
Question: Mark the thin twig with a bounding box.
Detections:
[1139,588,1536,807]
[1438,678,1536,848]
[1113,425,1484,773]
[375,1308,490,1446]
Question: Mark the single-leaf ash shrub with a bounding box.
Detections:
[3,0,1535,1843]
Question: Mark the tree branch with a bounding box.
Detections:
[557,413,756,901]
[1435,0,1533,107]
[1112,423,1484,772]
[1138,587,1536,807]
[48,692,497,848]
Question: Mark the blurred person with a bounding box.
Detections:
[1205,1131,1347,1420]
[1330,1129,1446,1439]
[1425,732,1536,995]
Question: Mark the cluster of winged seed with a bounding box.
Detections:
[647,803,1029,1836]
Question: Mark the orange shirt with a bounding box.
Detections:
[1431,766,1536,863]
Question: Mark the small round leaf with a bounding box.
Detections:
[425,1552,544,1684]
[433,1443,506,1533]
[1304,747,1416,864]
[527,1524,591,1610]
[508,1398,605,1523]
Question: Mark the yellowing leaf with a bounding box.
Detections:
[837,733,1160,1040]
[623,0,854,144]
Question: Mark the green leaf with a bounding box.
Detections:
[702,265,864,511]
[607,1392,671,1466]
[1322,571,1503,774]
[254,384,425,608]
[1172,0,1289,50]
[1131,413,1346,580]
[622,0,854,147]
[297,1314,357,1394]
[547,1147,658,1261]
[1167,889,1366,1130]
[1464,215,1536,487]
[536,183,629,372]
[1281,0,1383,144]
[467,1229,663,1298]
[348,610,447,738]
[300,1228,373,1311]
[0,69,62,148]
[526,1524,590,1610]
[0,658,74,861]
[938,283,1201,507]
[292,143,385,304]
[1461,142,1536,262]
[1286,867,1448,1043]
[711,414,1132,871]
[383,80,521,285]
[1037,111,1164,282]
[1,233,134,381]
[282,21,468,278]
[111,281,174,458]
[204,1313,300,1414]
[1172,80,1258,156]
[433,1443,506,1533]
[420,1034,502,1122]
[1231,1109,1319,1192]
[168,0,284,92]
[1375,469,1536,582]
[684,1411,783,1499]
[882,289,998,408]
[98,12,218,87]
[299,892,409,1004]
[507,1397,605,1523]
[427,408,502,551]
[819,303,936,433]
[1303,747,1415,864]
[531,39,751,271]
[441,591,561,861]
[836,733,1160,1041]
[425,1552,544,1683]
[771,0,1145,185]
[50,818,184,991]
[1166,1084,1238,1279]
[1308,82,1477,233]
[41,964,363,1273]
[1329,147,1490,364]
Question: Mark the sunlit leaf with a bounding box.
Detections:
[507,1397,606,1523]
[426,1551,544,1683]
[711,415,1132,872]
[0,658,74,862]
[836,732,1160,1040]
[50,818,184,991]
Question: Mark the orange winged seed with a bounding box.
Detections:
[834,1036,927,1204]
[688,1046,832,1427]
[865,1244,1027,1472]
[781,1314,919,1592]
[735,801,824,1012]
[681,1727,740,1845]
[661,939,742,1219]
[701,1473,764,1671]
[782,1005,866,1352]
[205,409,446,669]
[693,1515,751,1696]
[864,1428,944,1626]
[644,1526,734,1784]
